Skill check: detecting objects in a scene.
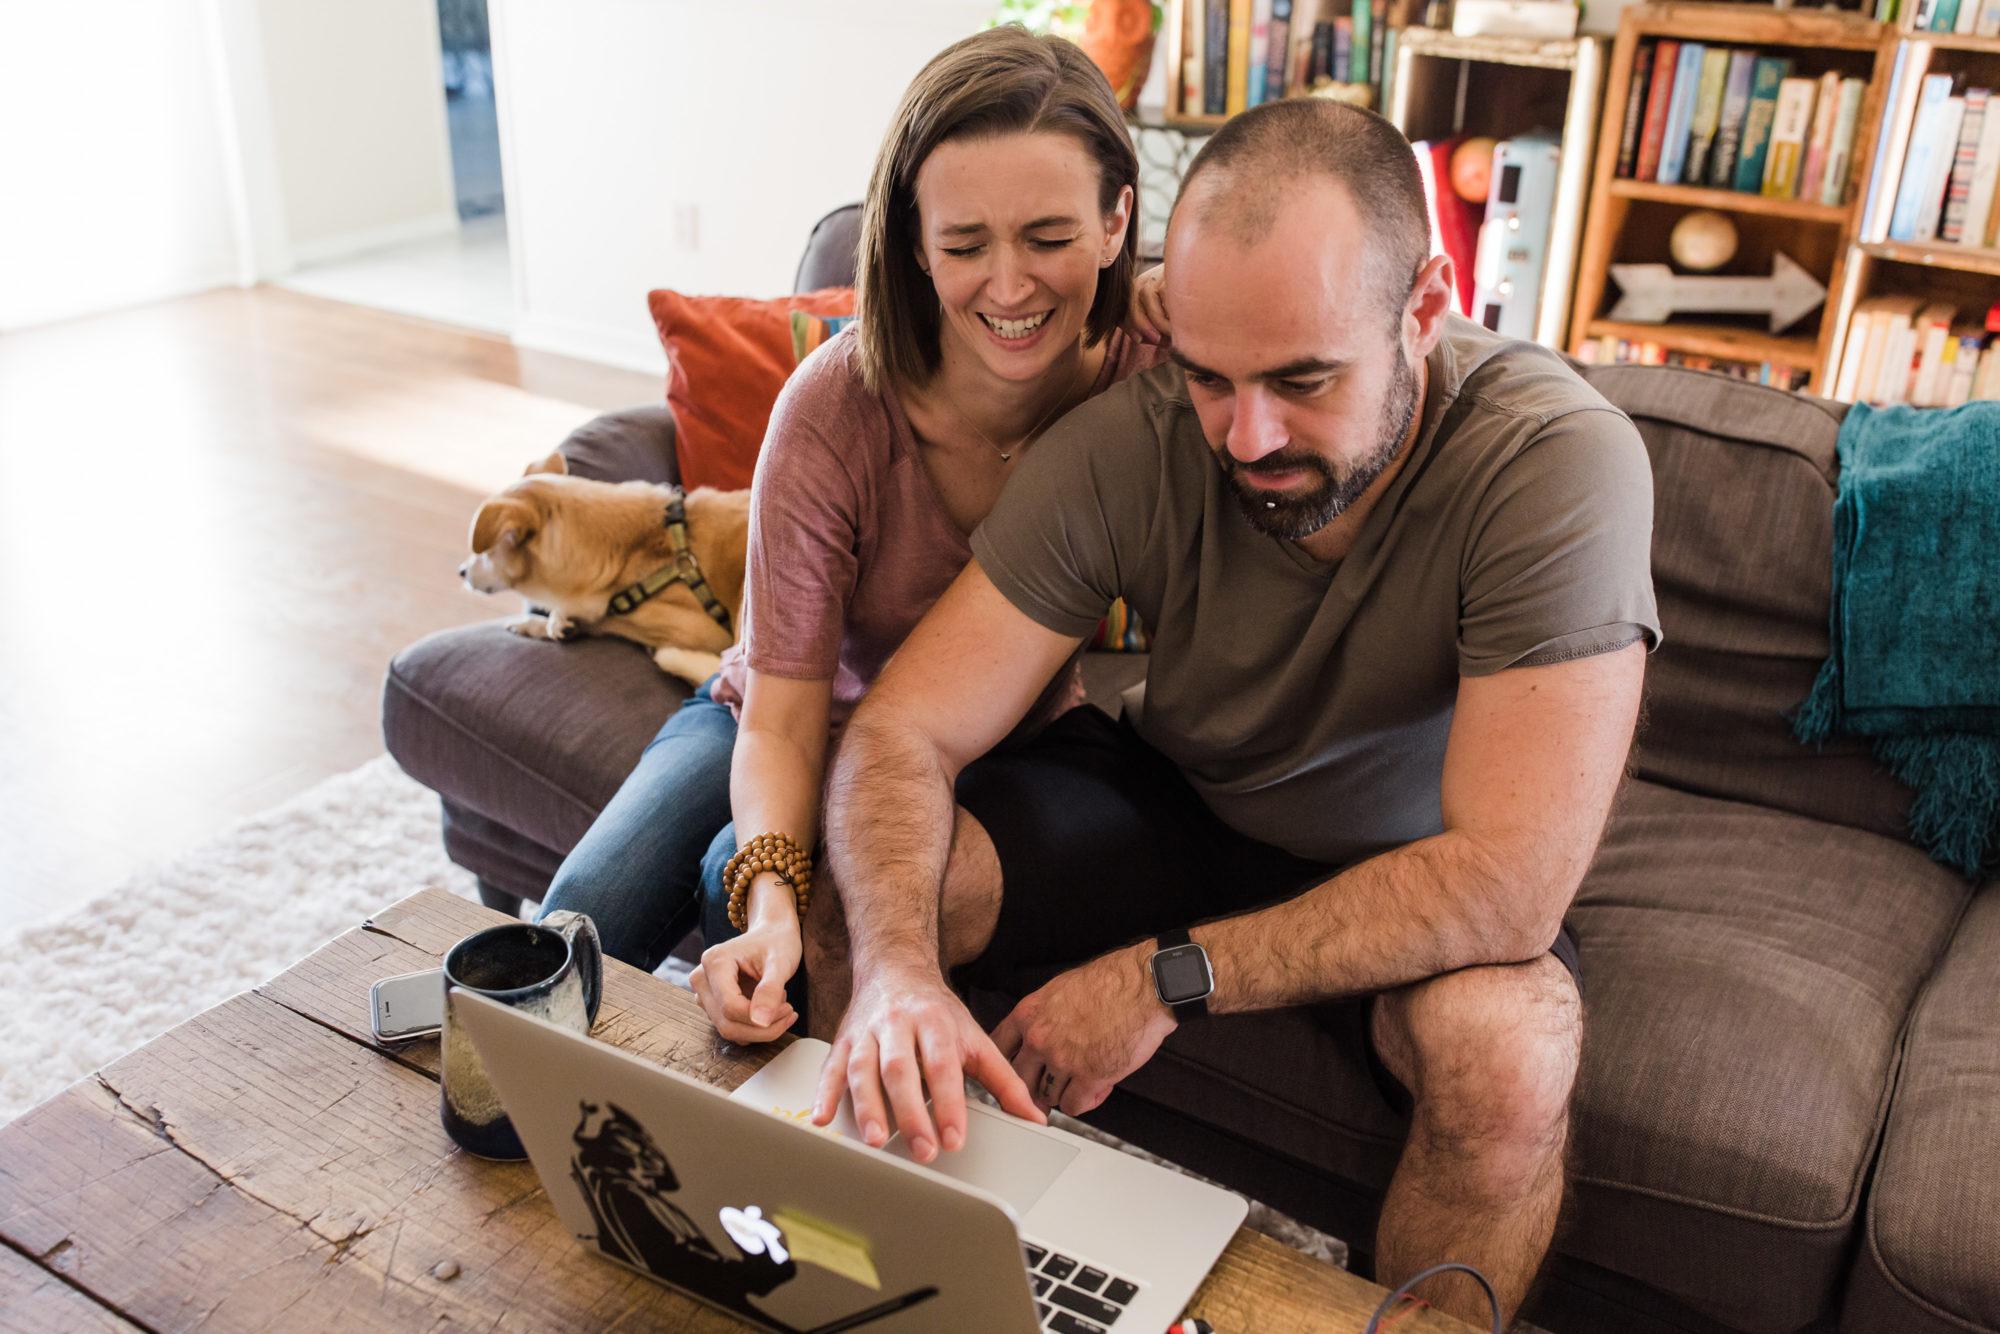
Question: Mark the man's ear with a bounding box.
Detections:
[522,450,568,477]
[470,496,536,554]
[1403,254,1454,360]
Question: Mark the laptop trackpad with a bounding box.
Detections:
[886,1104,1077,1218]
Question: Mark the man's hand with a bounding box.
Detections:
[992,943,1178,1117]
[811,963,1044,1162]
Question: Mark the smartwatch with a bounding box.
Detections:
[1149,928,1213,1019]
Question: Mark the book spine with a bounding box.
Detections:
[1934,0,1963,30]
[1228,0,1253,114]
[1821,77,1868,207]
[1913,94,1967,242]
[1378,24,1397,109]
[1206,0,1230,113]
[1369,0,1386,92]
[1332,17,1352,85]
[1350,0,1372,85]
[1657,43,1706,184]
[1798,70,1843,203]
[1979,0,2000,36]
[1708,49,1757,189]
[1684,46,1732,185]
[1617,42,1656,178]
[1636,40,1680,183]
[1250,0,1272,105]
[1942,89,1989,242]
[1265,0,1294,103]
[1961,95,2000,246]
[1732,56,1791,193]
[1762,77,1818,198]
[1959,0,1983,32]
[1184,0,1206,116]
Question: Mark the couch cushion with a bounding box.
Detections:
[382,622,686,864]
[1578,365,1913,844]
[1841,880,2000,1334]
[1562,778,1970,1332]
[793,203,861,293]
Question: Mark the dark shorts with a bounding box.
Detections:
[954,705,1581,1117]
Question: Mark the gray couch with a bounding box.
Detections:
[382,206,2000,1333]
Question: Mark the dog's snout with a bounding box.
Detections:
[457,559,470,579]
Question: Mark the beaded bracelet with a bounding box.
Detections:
[723,831,813,932]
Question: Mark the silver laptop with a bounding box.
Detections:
[455,991,1245,1333]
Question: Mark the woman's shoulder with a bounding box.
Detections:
[765,329,899,469]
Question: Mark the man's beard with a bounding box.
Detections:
[1221,347,1420,541]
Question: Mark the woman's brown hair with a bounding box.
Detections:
[853,26,1140,392]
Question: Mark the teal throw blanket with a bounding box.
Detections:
[1793,400,2000,879]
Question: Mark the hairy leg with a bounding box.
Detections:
[804,803,1004,1039]
[1369,952,1581,1329]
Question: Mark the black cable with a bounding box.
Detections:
[1363,1261,1503,1334]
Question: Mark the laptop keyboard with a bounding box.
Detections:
[1022,1238,1142,1331]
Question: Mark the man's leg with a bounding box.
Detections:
[804,803,1003,1039]
[1368,951,1582,1329]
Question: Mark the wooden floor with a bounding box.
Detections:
[0,287,659,929]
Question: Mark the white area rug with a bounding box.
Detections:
[0,756,1346,1270]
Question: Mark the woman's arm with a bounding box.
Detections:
[687,667,833,1042]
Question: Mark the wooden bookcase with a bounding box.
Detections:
[1568,4,1897,390]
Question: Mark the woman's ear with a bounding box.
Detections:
[1103,183,1135,265]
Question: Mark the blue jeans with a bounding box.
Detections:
[538,678,744,973]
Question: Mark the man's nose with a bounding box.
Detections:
[1224,392,1286,464]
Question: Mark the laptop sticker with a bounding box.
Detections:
[771,1208,882,1291]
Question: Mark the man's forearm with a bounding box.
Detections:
[1195,830,1568,1014]
[823,710,960,979]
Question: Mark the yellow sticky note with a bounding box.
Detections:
[772,1208,880,1291]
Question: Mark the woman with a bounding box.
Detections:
[537,25,1164,1042]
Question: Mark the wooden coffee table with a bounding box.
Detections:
[0,890,1469,1333]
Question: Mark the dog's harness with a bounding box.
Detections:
[604,491,732,634]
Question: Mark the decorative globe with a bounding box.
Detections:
[1670,210,1739,273]
[1450,137,1496,204]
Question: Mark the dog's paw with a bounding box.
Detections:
[507,615,561,641]
[652,647,724,687]
[545,612,579,642]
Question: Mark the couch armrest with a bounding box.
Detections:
[557,404,681,487]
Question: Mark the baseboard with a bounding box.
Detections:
[287,212,463,268]
[511,311,665,376]
[0,266,245,334]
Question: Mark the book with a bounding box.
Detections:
[1206,0,1230,113]
[1870,296,1927,403]
[1798,71,1843,203]
[1889,74,1955,240]
[1820,77,1868,207]
[1227,0,1254,114]
[1350,0,1372,85]
[1980,0,2000,37]
[1933,0,1962,30]
[1288,0,1323,91]
[1616,42,1656,178]
[1183,0,1206,115]
[1684,46,1733,185]
[1658,42,1707,184]
[1910,302,1957,405]
[1945,330,1983,405]
[1708,49,1759,189]
[1264,0,1294,103]
[1941,89,1990,242]
[1914,95,1967,242]
[1636,40,1681,182]
[1834,297,1884,401]
[1369,0,1386,94]
[1959,0,1982,31]
[1309,20,1333,85]
[1332,16,1352,84]
[1733,56,1792,194]
[1250,0,1272,105]
[1762,77,1818,198]
[1378,24,1397,111]
[1961,94,2000,246]
[1862,45,1918,234]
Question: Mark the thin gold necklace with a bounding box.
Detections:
[938,351,1090,464]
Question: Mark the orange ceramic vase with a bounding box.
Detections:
[1079,0,1157,111]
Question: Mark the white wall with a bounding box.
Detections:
[493,0,994,373]
[0,2,242,331]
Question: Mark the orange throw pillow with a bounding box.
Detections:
[646,287,857,491]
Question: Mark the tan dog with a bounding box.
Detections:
[461,452,751,686]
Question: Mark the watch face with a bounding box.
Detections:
[1152,944,1212,1005]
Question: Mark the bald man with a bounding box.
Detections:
[802,99,1659,1325]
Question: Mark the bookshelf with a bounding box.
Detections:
[1570,5,1896,392]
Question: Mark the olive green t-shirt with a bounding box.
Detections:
[969,316,1661,867]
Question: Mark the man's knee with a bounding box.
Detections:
[1374,954,1581,1161]
[938,805,1004,968]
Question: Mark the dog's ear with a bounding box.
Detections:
[470,495,537,554]
[522,450,569,477]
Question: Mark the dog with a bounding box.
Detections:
[461,451,751,686]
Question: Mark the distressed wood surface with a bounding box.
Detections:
[0,889,1468,1332]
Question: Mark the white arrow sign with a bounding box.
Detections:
[1607,251,1827,334]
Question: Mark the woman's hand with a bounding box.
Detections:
[1126,263,1171,346]
[689,874,803,1044]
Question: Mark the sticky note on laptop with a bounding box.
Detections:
[730,1038,865,1140]
[771,1207,881,1291]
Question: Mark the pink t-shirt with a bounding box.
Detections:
[710,326,1163,725]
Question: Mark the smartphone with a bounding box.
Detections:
[369,968,445,1042]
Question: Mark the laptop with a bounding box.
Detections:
[454,990,1245,1333]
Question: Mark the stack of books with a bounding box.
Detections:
[1874,0,2000,35]
[1881,71,2000,250]
[1833,299,2000,405]
[1613,42,1867,206]
[1574,336,1809,389]
[1176,0,1395,117]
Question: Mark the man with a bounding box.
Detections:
[803,98,1658,1326]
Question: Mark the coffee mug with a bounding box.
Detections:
[441,910,602,1160]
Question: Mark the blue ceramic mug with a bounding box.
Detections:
[441,911,602,1159]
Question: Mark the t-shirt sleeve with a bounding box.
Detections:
[1458,406,1661,677]
[968,375,1167,638]
[736,353,868,680]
